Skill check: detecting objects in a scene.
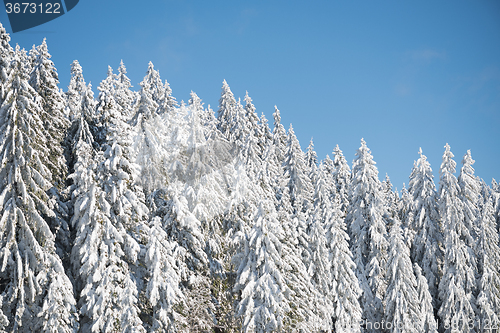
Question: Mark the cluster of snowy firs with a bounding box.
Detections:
[0,23,500,333]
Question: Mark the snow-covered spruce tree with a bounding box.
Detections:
[157,75,177,116]
[476,197,500,332]
[114,60,137,118]
[327,193,363,333]
[70,177,145,333]
[233,200,291,333]
[217,80,239,140]
[160,188,214,331]
[184,91,230,277]
[130,63,161,126]
[73,65,151,332]
[306,138,318,170]
[307,165,334,331]
[65,82,98,169]
[137,61,176,117]
[276,173,321,330]
[347,138,389,330]
[28,38,72,262]
[382,174,399,221]
[414,264,439,333]
[141,62,165,111]
[0,23,13,104]
[332,144,351,214]
[144,216,185,331]
[458,150,481,247]
[272,106,287,163]
[407,148,442,304]
[258,113,273,153]
[65,60,87,121]
[28,38,70,187]
[229,97,249,150]
[243,92,265,157]
[283,125,313,215]
[384,216,421,333]
[131,105,170,198]
[438,143,477,333]
[0,51,78,333]
[96,65,149,223]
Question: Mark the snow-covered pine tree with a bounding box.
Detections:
[217,80,239,140]
[384,216,421,333]
[475,197,500,332]
[332,144,351,214]
[114,60,137,118]
[438,144,477,333]
[414,263,439,333]
[29,38,70,188]
[96,64,149,243]
[242,92,268,162]
[272,106,287,163]
[407,148,442,304]
[229,97,250,152]
[258,113,273,153]
[65,60,87,122]
[306,138,318,170]
[327,193,362,333]
[382,174,399,222]
[0,49,78,333]
[131,63,161,125]
[157,76,177,115]
[28,38,72,262]
[71,178,145,333]
[459,150,481,246]
[184,91,230,275]
[347,138,389,330]
[144,217,185,331]
[160,191,214,332]
[283,125,313,214]
[0,23,13,105]
[141,61,165,112]
[233,200,291,333]
[307,165,334,331]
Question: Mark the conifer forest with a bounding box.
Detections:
[0,23,499,333]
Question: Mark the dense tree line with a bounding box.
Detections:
[0,24,499,332]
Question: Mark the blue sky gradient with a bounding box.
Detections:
[1,0,499,190]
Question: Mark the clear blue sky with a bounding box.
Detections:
[1,0,499,190]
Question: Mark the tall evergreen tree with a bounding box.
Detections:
[0,23,13,105]
[347,138,388,330]
[459,150,480,246]
[438,144,476,333]
[233,200,291,333]
[65,60,87,121]
[272,106,287,162]
[0,49,78,333]
[384,217,421,333]
[407,148,442,303]
[282,125,313,214]
[332,144,351,213]
[144,217,185,331]
[414,264,439,333]
[114,60,137,118]
[327,194,362,333]
[28,38,72,261]
[217,80,238,140]
[476,198,500,332]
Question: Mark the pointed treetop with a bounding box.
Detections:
[307,138,318,168]
[273,105,281,125]
[440,143,456,176]
[462,149,474,167]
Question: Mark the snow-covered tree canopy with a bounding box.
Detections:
[0,26,497,332]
